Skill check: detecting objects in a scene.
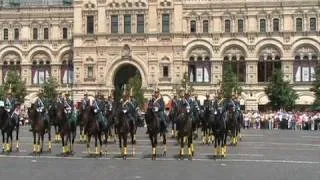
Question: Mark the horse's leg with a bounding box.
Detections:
[40,133,44,153]
[180,135,184,160]
[33,131,37,153]
[98,132,102,156]
[86,134,91,154]
[9,130,13,152]
[16,125,19,151]
[1,130,4,152]
[188,133,193,160]
[163,131,167,156]
[48,126,52,152]
[61,133,65,154]
[123,134,127,160]
[37,132,41,153]
[149,131,155,160]
[118,133,122,156]
[131,129,135,156]
[94,134,98,155]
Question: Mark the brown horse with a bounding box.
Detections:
[85,106,103,156]
[28,104,51,153]
[78,102,90,143]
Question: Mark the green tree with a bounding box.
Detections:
[41,77,59,101]
[221,65,241,99]
[127,73,146,108]
[0,86,5,100]
[4,71,26,103]
[180,72,194,93]
[265,69,298,111]
[311,66,320,109]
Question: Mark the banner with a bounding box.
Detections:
[204,66,209,82]
[196,67,203,82]
[302,67,309,82]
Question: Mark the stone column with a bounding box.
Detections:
[246,57,258,84]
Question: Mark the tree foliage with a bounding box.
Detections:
[265,69,298,111]
[311,65,320,109]
[4,71,27,103]
[127,73,146,108]
[221,65,242,99]
[41,77,59,101]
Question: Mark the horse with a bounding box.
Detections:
[235,109,244,141]
[28,104,51,153]
[223,105,238,146]
[102,100,116,144]
[85,105,103,155]
[201,103,214,145]
[0,106,15,152]
[209,102,227,158]
[48,102,61,142]
[168,99,179,138]
[114,101,133,159]
[56,103,77,154]
[78,102,91,143]
[145,100,167,160]
[176,100,194,160]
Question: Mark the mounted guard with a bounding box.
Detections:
[153,88,167,132]
[82,90,90,110]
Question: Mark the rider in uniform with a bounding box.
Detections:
[64,91,73,114]
[4,86,20,127]
[82,91,90,110]
[153,88,167,132]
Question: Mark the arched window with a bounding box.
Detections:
[273,18,280,32]
[257,47,282,82]
[225,19,231,33]
[260,19,266,32]
[222,47,246,82]
[31,52,51,85]
[1,52,21,82]
[293,47,319,82]
[310,18,317,31]
[190,20,197,33]
[188,47,211,83]
[296,18,303,32]
[61,56,73,84]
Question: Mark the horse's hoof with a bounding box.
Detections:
[123,155,127,160]
[163,151,167,157]
[188,156,192,161]
[16,148,19,152]
[48,148,52,153]
[133,140,136,144]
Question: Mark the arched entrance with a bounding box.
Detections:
[113,64,141,100]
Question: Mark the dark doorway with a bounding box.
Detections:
[113,64,141,101]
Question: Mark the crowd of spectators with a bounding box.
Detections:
[243,111,320,130]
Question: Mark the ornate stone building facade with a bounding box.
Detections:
[1,0,319,110]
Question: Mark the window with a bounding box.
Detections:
[87,65,94,78]
[223,56,246,82]
[162,14,170,33]
[225,20,231,33]
[2,60,21,83]
[273,18,279,32]
[124,15,131,33]
[296,18,303,32]
[44,28,49,40]
[260,19,266,32]
[190,20,196,33]
[163,66,169,77]
[33,28,38,40]
[61,60,73,84]
[111,15,118,33]
[188,56,211,83]
[203,20,209,33]
[310,18,317,31]
[3,29,8,40]
[238,19,244,33]
[137,14,144,33]
[87,16,94,34]
[14,28,19,40]
[294,55,318,82]
[32,61,51,85]
[258,55,281,82]
[62,28,68,39]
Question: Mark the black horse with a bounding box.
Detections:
[145,100,167,160]
[0,106,14,152]
[48,103,61,142]
[210,102,226,158]
[28,104,51,153]
[176,100,194,160]
[223,105,239,146]
[56,103,77,154]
